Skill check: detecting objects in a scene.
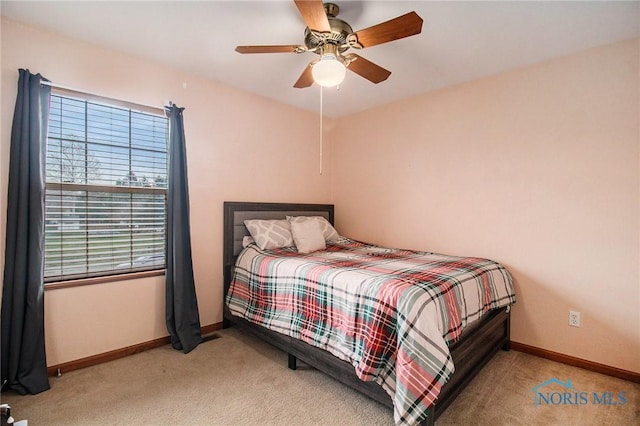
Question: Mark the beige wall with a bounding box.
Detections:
[0,19,331,365]
[330,38,640,373]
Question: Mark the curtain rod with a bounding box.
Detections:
[40,80,168,116]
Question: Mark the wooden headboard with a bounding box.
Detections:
[222,201,334,296]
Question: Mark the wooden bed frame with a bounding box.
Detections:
[223,201,511,426]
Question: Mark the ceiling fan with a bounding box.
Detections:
[235,0,423,88]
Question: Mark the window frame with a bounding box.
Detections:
[44,91,169,287]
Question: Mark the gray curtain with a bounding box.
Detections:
[165,105,202,354]
[1,69,51,394]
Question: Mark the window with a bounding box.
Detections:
[44,94,168,282]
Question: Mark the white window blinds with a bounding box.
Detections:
[44,94,168,282]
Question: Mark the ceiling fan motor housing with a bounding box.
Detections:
[304,4,353,54]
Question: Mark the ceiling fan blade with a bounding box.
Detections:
[354,11,423,48]
[294,64,314,88]
[294,0,331,33]
[235,45,301,54]
[346,54,391,84]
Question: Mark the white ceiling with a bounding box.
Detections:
[2,1,639,117]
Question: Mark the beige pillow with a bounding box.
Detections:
[287,216,339,241]
[290,219,326,254]
[244,219,294,250]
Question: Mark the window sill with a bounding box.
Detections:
[44,270,165,290]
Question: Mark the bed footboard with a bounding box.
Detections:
[224,305,511,424]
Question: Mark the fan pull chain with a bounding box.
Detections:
[319,85,323,175]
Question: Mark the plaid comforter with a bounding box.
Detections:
[226,238,515,425]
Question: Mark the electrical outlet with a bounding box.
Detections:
[569,310,581,327]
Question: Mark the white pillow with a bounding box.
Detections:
[244,219,294,250]
[290,219,326,254]
[287,216,339,241]
[242,235,255,248]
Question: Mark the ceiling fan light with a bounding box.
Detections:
[312,54,346,88]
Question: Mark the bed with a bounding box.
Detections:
[223,202,515,426]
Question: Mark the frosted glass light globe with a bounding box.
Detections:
[312,55,346,88]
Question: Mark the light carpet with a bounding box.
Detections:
[2,328,638,425]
